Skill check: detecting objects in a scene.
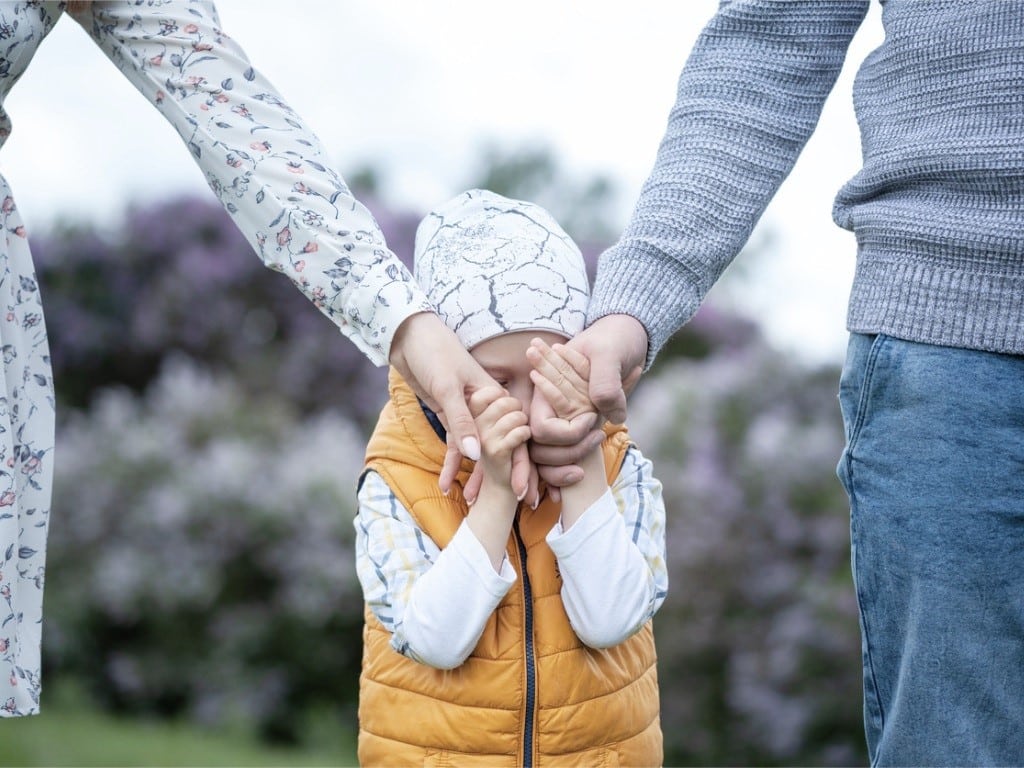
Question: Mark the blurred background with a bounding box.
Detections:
[1,1,884,765]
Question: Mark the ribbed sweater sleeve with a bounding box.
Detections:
[589,0,869,367]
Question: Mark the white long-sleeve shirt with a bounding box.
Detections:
[355,446,668,670]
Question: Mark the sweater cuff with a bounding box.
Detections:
[588,243,702,370]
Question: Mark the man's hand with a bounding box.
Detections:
[527,315,647,496]
[569,314,647,425]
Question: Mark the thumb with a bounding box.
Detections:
[588,351,628,425]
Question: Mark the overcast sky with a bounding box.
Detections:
[2,1,884,364]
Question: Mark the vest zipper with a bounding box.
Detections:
[513,514,536,768]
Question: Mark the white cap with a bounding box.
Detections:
[413,189,589,349]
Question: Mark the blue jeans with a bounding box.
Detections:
[837,333,1024,767]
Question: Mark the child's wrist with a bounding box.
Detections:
[577,444,605,472]
[478,470,519,505]
[558,448,608,528]
[472,481,519,536]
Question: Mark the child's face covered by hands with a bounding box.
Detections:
[467,331,568,488]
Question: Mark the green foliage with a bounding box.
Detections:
[468,144,622,244]
[0,684,355,766]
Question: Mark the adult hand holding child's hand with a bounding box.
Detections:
[528,316,646,499]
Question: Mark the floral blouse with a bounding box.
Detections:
[0,0,433,717]
[16,0,433,364]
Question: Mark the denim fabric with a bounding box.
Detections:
[837,333,1024,767]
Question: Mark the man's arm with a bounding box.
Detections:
[533,1,870,479]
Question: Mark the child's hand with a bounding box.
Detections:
[468,385,531,489]
[527,338,597,423]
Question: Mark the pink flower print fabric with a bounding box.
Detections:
[0,0,436,716]
[75,0,433,364]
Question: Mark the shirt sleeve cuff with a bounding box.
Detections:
[547,487,618,559]
[343,269,434,366]
[450,520,517,594]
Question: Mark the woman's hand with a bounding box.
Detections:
[389,311,534,501]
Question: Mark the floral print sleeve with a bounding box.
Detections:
[69,0,433,364]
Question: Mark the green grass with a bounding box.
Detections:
[0,698,357,767]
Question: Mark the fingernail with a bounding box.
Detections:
[466,495,477,507]
[516,486,528,502]
[461,436,480,461]
[531,494,540,510]
[565,472,583,484]
[442,488,450,497]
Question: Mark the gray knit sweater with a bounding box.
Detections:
[589,0,1024,365]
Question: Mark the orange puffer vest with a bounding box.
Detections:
[357,369,662,767]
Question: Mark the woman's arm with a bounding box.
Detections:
[69,0,505,464]
[69,0,424,365]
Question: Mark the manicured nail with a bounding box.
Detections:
[466,495,477,507]
[531,494,540,510]
[516,486,528,502]
[461,436,480,461]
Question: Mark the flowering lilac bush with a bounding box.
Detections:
[44,355,366,741]
[31,194,413,427]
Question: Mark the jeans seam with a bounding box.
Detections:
[843,334,888,760]
[849,484,886,767]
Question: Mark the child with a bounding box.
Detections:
[354,189,668,766]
